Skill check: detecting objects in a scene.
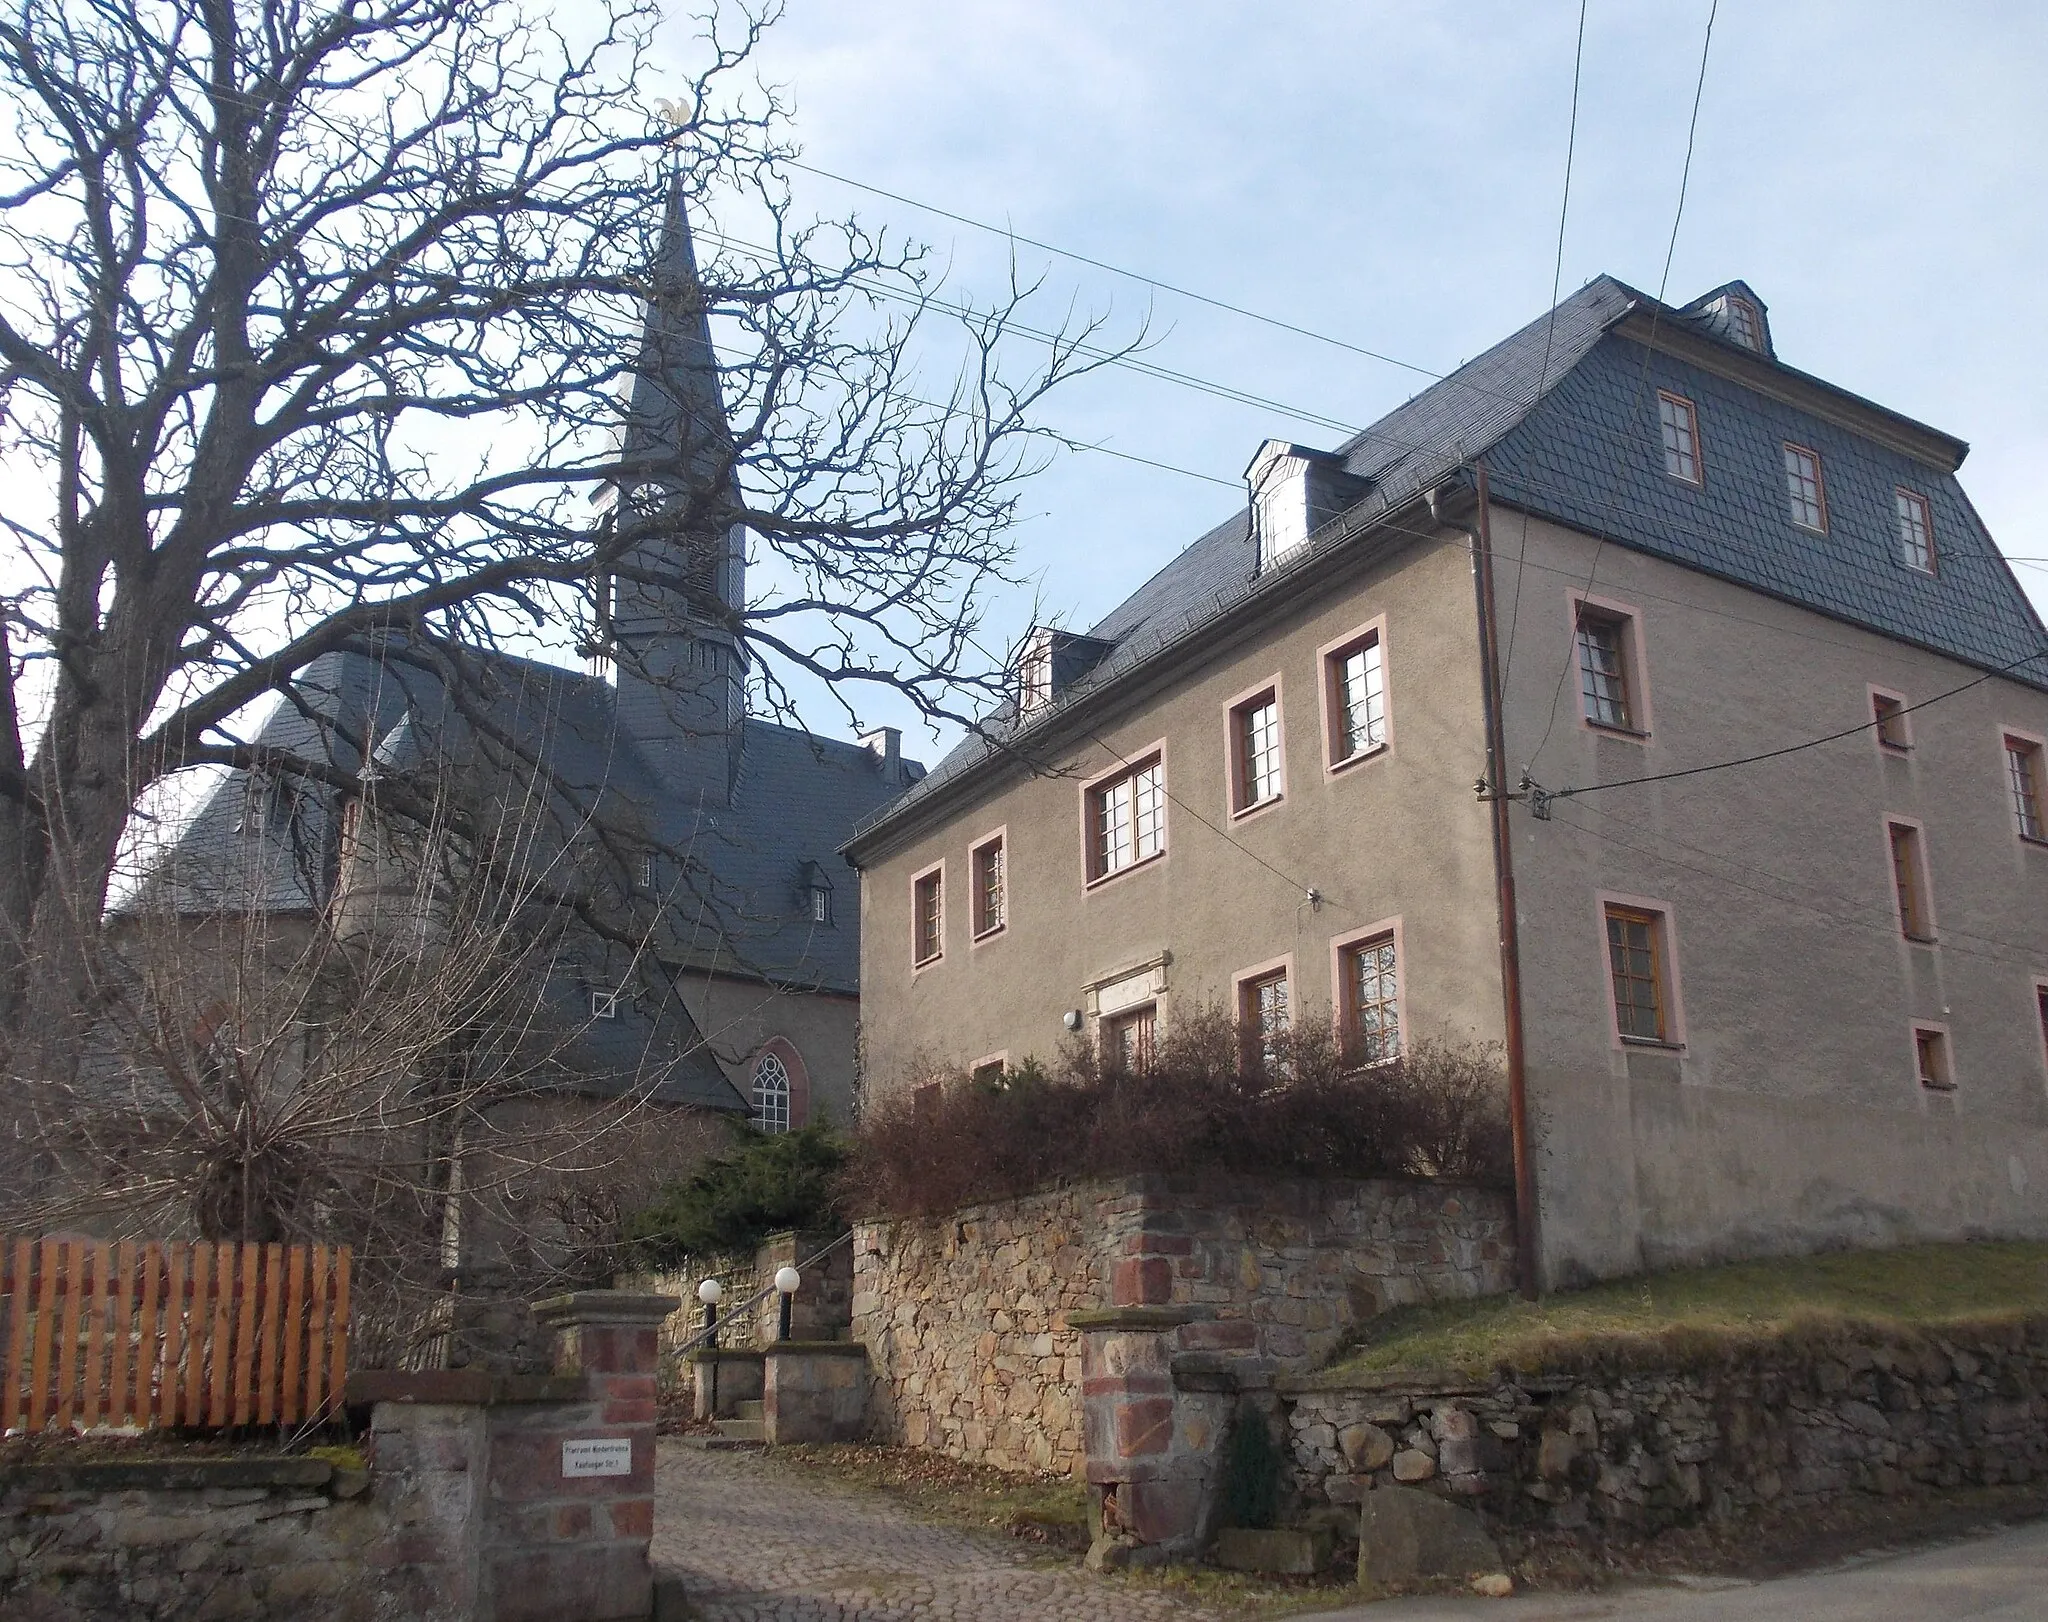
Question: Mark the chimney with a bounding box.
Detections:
[860,726,903,785]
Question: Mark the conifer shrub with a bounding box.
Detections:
[625,1118,847,1265]
[841,1007,1511,1219]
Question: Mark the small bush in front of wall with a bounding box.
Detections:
[625,1119,847,1266]
[841,1008,1512,1218]
[1221,1406,1281,1530]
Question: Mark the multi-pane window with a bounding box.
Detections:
[1783,444,1827,531]
[1914,1027,1954,1092]
[2007,736,2047,842]
[1872,692,1910,752]
[1895,489,1937,574]
[971,835,1007,936]
[1239,970,1290,1074]
[1232,690,1283,811]
[1725,296,1765,352]
[1329,635,1387,764]
[752,1051,791,1133]
[1341,935,1401,1064]
[1657,392,1702,485]
[637,853,656,891]
[1576,611,1635,731]
[1089,757,1165,880]
[1888,821,1933,940]
[590,990,619,1021]
[912,868,943,964]
[810,884,833,925]
[1604,906,1669,1043]
[1105,1004,1157,1073]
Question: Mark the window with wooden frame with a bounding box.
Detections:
[1657,392,1702,485]
[1575,605,1643,734]
[1871,690,1911,752]
[1725,294,1765,353]
[1783,443,1827,532]
[1888,821,1934,941]
[1323,629,1388,767]
[969,1056,1007,1088]
[911,865,944,966]
[1229,685,1285,814]
[1895,489,1938,575]
[1603,905,1673,1043]
[1237,968,1290,1075]
[1914,1025,1955,1092]
[970,833,1008,937]
[751,1051,792,1133]
[1103,1003,1157,1074]
[2005,735,2046,843]
[1338,933,1401,1065]
[1087,755,1165,881]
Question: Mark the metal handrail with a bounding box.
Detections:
[665,1227,855,1360]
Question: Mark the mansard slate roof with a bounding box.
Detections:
[851,274,2048,847]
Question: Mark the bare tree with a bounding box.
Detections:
[0,0,1123,1093]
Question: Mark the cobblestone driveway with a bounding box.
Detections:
[651,1441,1217,1622]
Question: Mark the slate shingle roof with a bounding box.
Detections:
[852,275,2048,845]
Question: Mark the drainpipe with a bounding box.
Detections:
[1446,464,1540,1300]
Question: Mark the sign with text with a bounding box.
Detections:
[561,1438,634,1478]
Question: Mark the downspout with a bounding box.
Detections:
[1459,464,1540,1299]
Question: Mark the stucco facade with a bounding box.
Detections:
[848,275,2048,1292]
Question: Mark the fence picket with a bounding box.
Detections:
[256,1244,282,1428]
[138,1244,165,1427]
[53,1240,85,1429]
[108,1243,136,1430]
[206,1246,235,1428]
[303,1245,329,1421]
[81,1241,110,1428]
[3,1238,29,1433]
[232,1243,259,1426]
[27,1239,58,1431]
[324,1249,350,1423]
[180,1244,209,1426]
[280,1245,307,1426]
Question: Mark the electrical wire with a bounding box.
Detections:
[1498,0,1590,700]
[1525,0,1719,774]
[1541,646,2048,802]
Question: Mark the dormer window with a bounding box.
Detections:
[1018,627,1054,715]
[1250,448,1311,570]
[1724,294,1765,353]
[800,859,835,926]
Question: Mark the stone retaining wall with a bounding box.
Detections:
[0,1458,408,1622]
[1283,1318,2048,1538]
[638,1227,853,1358]
[854,1174,1513,1476]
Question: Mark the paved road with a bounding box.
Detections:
[655,1441,2048,1622]
[652,1441,1210,1621]
[1303,1519,2048,1621]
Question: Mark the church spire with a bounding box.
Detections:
[606,171,748,802]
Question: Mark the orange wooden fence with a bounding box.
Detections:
[1,1238,350,1434]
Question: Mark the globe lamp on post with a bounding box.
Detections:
[774,1266,801,1342]
[698,1276,724,1416]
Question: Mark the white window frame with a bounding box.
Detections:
[1081,745,1168,887]
[1657,391,1703,486]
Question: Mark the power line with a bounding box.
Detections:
[1526,0,1719,775]
[1500,0,1590,699]
[1532,646,2048,805]
[785,160,1463,393]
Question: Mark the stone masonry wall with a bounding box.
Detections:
[638,1227,854,1357]
[855,1174,1514,1477]
[1283,1318,2048,1540]
[0,1458,440,1622]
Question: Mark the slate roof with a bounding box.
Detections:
[851,275,2048,846]
[127,640,912,1110]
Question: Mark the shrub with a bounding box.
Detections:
[625,1119,847,1266]
[840,1007,1511,1219]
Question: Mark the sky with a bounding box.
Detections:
[650,0,2048,761]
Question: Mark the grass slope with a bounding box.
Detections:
[1329,1240,2048,1378]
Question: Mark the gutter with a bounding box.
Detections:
[843,482,1457,865]
[1433,466,1540,1301]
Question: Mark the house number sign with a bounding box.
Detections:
[561,1438,634,1477]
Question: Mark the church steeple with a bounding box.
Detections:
[604,172,748,802]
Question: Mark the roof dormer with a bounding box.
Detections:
[1679,281,1774,359]
[1244,440,1371,574]
[1015,625,1115,717]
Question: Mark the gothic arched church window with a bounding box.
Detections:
[752,1051,791,1134]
